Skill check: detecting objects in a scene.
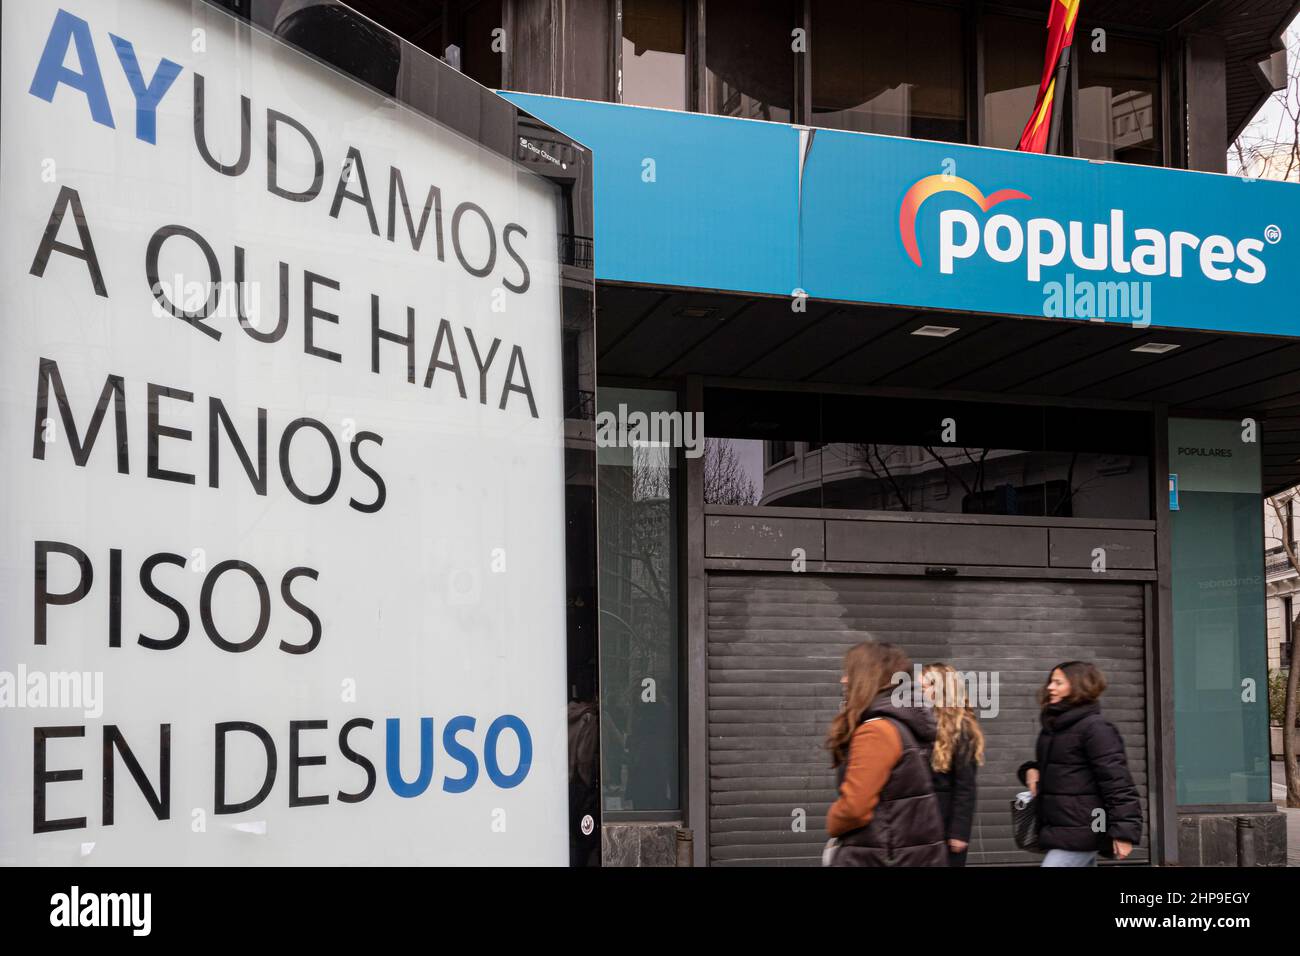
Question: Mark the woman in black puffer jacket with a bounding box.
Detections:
[1017,661,1142,867]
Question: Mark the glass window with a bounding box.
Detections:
[622,0,687,109]
[704,389,1153,519]
[345,0,502,89]
[767,440,795,466]
[811,0,966,143]
[704,0,798,123]
[983,13,1049,150]
[458,0,503,89]
[596,388,680,811]
[1170,418,1270,804]
[1077,34,1162,166]
[704,389,821,507]
[820,397,1151,518]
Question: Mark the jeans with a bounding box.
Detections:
[1041,849,1098,867]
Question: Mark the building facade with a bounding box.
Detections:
[1265,491,1297,759]
[452,0,1296,866]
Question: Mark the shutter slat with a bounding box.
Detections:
[707,572,1149,867]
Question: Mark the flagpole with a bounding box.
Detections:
[1046,43,1074,155]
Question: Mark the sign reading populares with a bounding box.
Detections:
[1,0,570,864]
[502,95,1300,338]
[799,130,1300,335]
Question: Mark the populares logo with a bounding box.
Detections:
[898,173,1272,285]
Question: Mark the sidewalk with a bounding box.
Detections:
[1272,760,1299,866]
[1287,809,1300,866]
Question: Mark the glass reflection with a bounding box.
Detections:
[704,0,796,122]
[597,388,680,812]
[811,0,966,142]
[1077,35,1162,166]
[622,0,687,110]
[704,389,1154,519]
[983,13,1048,150]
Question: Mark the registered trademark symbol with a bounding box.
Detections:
[580,814,594,836]
[1264,224,1282,244]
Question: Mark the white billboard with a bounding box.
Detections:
[0,0,571,864]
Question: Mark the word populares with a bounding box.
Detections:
[900,175,1270,284]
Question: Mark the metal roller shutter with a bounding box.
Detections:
[707,572,1149,866]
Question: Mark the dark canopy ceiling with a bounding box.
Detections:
[596,282,1300,493]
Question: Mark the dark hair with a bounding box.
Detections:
[825,641,912,767]
[1039,660,1107,708]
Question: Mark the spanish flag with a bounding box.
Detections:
[1017,0,1081,153]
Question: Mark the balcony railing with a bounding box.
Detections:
[566,388,595,420]
[1267,545,1296,576]
[559,233,594,269]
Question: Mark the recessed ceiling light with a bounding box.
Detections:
[911,325,960,338]
[1132,342,1180,354]
[675,306,720,319]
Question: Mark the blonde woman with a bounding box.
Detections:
[921,662,986,867]
[823,641,946,866]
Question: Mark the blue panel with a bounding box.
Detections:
[502,93,800,296]
[501,93,1300,337]
[800,130,1300,336]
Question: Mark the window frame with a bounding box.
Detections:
[1071,22,1167,167]
[694,0,805,123]
[615,0,694,111]
[594,383,686,820]
[1284,595,1294,666]
[973,4,1172,161]
[606,3,1173,162]
[805,0,970,142]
